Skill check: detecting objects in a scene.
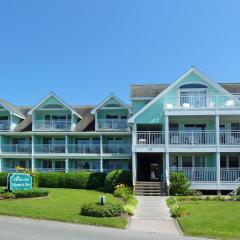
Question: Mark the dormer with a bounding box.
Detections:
[0,99,25,131]
[28,92,82,131]
[91,93,132,131]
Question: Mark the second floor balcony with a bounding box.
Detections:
[34,144,65,154]
[97,119,128,130]
[34,120,72,131]
[68,144,100,154]
[102,144,131,154]
[136,130,240,146]
[1,144,32,154]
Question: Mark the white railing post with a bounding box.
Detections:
[217,152,220,187]
[100,134,103,172]
[216,115,219,146]
[165,115,169,146]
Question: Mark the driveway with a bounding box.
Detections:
[0,215,209,240]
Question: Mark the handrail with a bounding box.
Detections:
[166,169,170,196]
[98,119,128,130]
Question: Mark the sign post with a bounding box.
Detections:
[7,173,32,191]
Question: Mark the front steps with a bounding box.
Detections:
[134,181,168,196]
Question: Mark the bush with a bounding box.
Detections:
[236,187,240,196]
[13,188,49,198]
[170,172,191,196]
[1,192,15,199]
[123,204,135,216]
[104,170,132,193]
[38,172,106,189]
[0,173,8,186]
[81,202,124,217]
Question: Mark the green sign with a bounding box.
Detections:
[8,173,32,191]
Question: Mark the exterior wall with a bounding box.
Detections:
[132,100,150,114]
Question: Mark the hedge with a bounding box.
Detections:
[104,170,132,193]
[13,188,49,198]
[0,173,8,186]
[81,202,124,217]
[38,172,106,189]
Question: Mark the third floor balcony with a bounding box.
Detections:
[34,120,72,131]
[164,94,240,110]
[0,120,10,131]
[97,119,128,130]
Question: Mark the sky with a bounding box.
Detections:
[0,0,240,106]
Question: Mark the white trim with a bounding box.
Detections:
[128,67,233,123]
[91,93,132,114]
[0,100,25,119]
[28,92,82,119]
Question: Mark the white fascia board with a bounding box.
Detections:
[128,67,233,123]
[28,92,82,119]
[91,93,132,114]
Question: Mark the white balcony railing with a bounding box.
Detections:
[0,120,10,130]
[164,94,240,109]
[102,144,131,154]
[34,144,66,154]
[35,168,66,173]
[2,144,32,154]
[169,131,216,145]
[68,144,100,154]
[170,167,217,182]
[220,169,240,182]
[34,120,72,131]
[220,131,240,145]
[137,131,165,145]
[98,119,128,130]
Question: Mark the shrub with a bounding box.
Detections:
[81,202,124,217]
[38,172,106,189]
[236,187,240,196]
[104,170,132,193]
[0,173,8,186]
[171,203,184,217]
[170,172,191,196]
[123,204,135,216]
[1,192,15,199]
[13,188,49,198]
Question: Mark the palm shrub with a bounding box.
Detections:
[104,170,132,193]
[170,172,191,196]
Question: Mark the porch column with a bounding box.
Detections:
[166,152,170,176]
[100,134,103,172]
[0,135,2,153]
[132,124,137,185]
[215,115,220,146]
[0,158,2,172]
[31,157,35,172]
[216,152,221,189]
[65,135,68,154]
[52,160,55,172]
[65,159,69,173]
[165,115,169,146]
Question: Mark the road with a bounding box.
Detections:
[0,216,208,240]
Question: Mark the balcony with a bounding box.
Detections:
[170,167,240,183]
[34,144,65,154]
[68,144,100,154]
[169,131,216,145]
[164,94,240,109]
[0,120,10,131]
[34,120,71,131]
[102,144,131,154]
[220,131,240,145]
[137,131,165,145]
[2,144,32,154]
[97,119,128,130]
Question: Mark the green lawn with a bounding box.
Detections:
[0,188,127,228]
[178,200,240,239]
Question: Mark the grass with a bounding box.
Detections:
[177,200,240,239]
[0,188,127,228]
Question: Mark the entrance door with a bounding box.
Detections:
[150,163,160,181]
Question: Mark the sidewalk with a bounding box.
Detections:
[129,196,182,235]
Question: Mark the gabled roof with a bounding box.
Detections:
[91,93,132,114]
[128,67,234,123]
[0,99,25,119]
[28,92,82,119]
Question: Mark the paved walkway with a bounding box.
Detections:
[129,196,182,235]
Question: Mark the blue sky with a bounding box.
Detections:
[0,0,240,106]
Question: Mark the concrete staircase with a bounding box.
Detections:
[134,181,168,196]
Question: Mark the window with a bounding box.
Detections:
[231,123,240,131]
[195,156,205,168]
[179,84,207,108]
[182,156,193,168]
[229,156,239,168]
[221,156,227,168]
[43,160,52,168]
[106,115,118,119]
